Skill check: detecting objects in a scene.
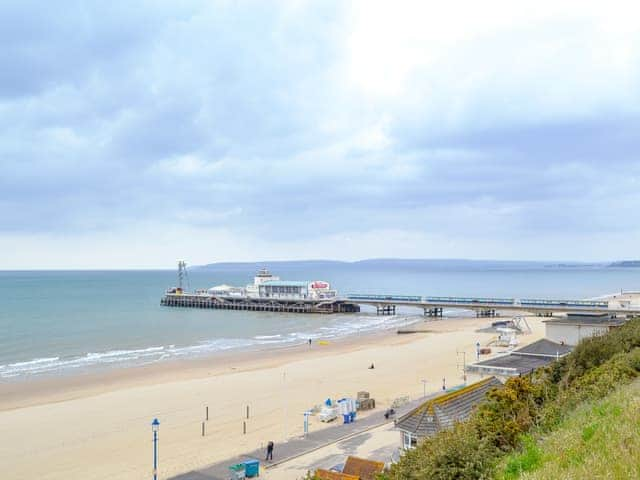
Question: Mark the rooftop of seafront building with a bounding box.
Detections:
[466,339,573,377]
[395,376,502,438]
[544,313,626,327]
[260,280,310,287]
[515,338,573,356]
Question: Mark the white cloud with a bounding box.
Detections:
[1,1,640,267]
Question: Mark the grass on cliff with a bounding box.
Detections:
[497,379,640,480]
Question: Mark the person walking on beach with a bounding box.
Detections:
[266,440,274,461]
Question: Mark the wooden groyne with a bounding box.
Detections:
[161,294,360,314]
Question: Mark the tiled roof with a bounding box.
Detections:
[395,377,502,437]
[342,456,385,480]
[315,470,359,480]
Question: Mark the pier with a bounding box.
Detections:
[161,292,640,317]
[161,293,360,314]
[343,294,640,317]
[160,263,640,317]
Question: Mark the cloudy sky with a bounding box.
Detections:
[1,1,639,268]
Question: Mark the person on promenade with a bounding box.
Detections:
[266,440,274,461]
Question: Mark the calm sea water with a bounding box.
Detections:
[0,262,637,379]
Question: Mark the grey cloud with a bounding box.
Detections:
[1,1,639,260]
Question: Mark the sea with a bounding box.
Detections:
[1,260,638,380]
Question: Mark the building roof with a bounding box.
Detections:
[315,470,358,480]
[342,456,385,480]
[255,268,274,277]
[515,338,573,356]
[395,377,502,437]
[260,280,309,287]
[466,339,573,376]
[468,354,556,375]
[544,317,625,327]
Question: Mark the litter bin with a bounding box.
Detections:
[244,459,260,477]
[228,463,246,480]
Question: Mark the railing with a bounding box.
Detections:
[346,294,422,302]
[344,294,611,309]
[168,292,616,311]
[423,296,515,305]
[520,299,609,308]
[346,294,514,305]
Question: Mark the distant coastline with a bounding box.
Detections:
[196,258,640,270]
[197,258,590,270]
[609,260,640,268]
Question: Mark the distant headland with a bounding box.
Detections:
[195,258,640,270]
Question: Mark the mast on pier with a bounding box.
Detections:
[177,260,189,291]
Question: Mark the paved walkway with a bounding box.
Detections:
[170,396,427,480]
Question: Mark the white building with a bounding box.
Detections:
[245,269,337,300]
[544,313,625,346]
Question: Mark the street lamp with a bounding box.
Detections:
[151,418,160,480]
[421,379,428,398]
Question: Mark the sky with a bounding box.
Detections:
[1,1,640,269]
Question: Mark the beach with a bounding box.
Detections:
[0,315,546,480]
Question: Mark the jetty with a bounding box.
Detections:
[161,293,360,314]
[343,294,640,317]
[161,265,360,314]
[160,264,640,317]
[162,291,640,317]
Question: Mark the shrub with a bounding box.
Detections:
[474,376,545,451]
[382,421,497,480]
[558,319,640,386]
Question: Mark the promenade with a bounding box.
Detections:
[170,396,428,480]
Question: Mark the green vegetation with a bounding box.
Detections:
[497,380,640,479]
[380,317,640,480]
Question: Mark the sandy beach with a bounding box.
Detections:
[0,315,546,479]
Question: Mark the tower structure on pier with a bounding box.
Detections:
[177,260,188,290]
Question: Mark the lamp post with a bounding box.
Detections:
[152,418,160,480]
[421,379,428,398]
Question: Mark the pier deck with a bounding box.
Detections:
[344,294,640,316]
[161,293,360,314]
[161,293,640,317]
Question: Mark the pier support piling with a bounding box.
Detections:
[376,304,396,315]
